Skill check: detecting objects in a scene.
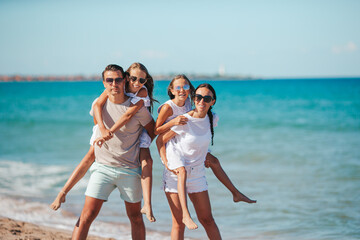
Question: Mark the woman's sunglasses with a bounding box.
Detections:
[195,94,213,103]
[105,77,124,84]
[129,76,147,84]
[174,84,190,91]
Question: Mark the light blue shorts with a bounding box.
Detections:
[85,162,142,203]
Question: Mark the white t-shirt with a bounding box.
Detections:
[126,86,151,107]
[166,112,218,170]
[157,98,192,123]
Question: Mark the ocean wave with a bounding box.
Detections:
[0,195,171,240]
[0,160,88,198]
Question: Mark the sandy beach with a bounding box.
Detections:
[0,216,114,240]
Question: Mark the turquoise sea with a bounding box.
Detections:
[0,79,359,239]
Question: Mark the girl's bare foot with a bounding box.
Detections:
[140,205,156,222]
[183,216,198,230]
[50,191,66,210]
[233,190,256,203]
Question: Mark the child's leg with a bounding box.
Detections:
[50,146,95,210]
[205,153,256,203]
[139,148,156,222]
[176,166,198,230]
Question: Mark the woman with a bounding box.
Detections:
[157,83,222,239]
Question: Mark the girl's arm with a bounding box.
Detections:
[155,104,188,135]
[156,130,177,172]
[93,90,112,139]
[110,87,148,133]
[109,100,144,133]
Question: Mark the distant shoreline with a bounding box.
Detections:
[1,74,359,82]
[0,74,257,82]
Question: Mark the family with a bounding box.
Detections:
[50,63,256,240]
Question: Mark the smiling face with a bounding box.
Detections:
[103,70,125,96]
[194,87,215,114]
[127,68,147,93]
[170,78,190,102]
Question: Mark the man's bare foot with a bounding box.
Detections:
[50,191,66,210]
[183,216,198,230]
[140,205,156,222]
[233,190,256,203]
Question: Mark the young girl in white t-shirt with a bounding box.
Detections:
[51,63,157,222]
[155,76,256,232]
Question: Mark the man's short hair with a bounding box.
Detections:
[102,64,125,80]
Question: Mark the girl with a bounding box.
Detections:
[155,76,256,231]
[51,63,156,222]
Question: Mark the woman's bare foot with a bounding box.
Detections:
[50,191,66,210]
[233,190,256,203]
[183,216,198,230]
[140,205,156,222]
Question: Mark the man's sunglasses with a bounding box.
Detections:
[105,77,124,84]
[129,76,147,84]
[174,84,190,91]
[195,94,213,103]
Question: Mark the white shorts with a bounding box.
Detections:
[89,125,100,146]
[163,164,208,194]
[90,125,151,148]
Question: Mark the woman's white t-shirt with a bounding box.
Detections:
[166,112,218,170]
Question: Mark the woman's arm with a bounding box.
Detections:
[93,90,112,139]
[155,104,188,135]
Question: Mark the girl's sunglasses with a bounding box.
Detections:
[174,84,190,91]
[105,77,124,84]
[129,76,147,84]
[195,94,213,103]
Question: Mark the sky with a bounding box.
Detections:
[0,0,359,78]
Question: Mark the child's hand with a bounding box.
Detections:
[164,161,178,175]
[100,128,113,140]
[172,116,188,126]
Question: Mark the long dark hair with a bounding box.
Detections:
[125,62,158,112]
[167,74,195,101]
[194,83,216,145]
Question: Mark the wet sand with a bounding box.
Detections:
[0,216,114,240]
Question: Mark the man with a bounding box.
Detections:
[72,64,155,240]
